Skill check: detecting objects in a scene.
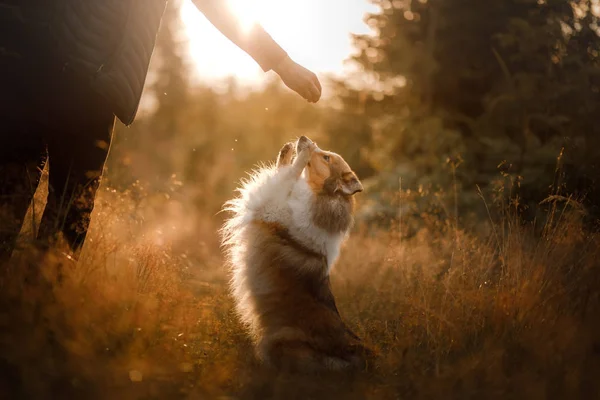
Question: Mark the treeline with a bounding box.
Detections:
[108,0,600,226]
[331,0,600,224]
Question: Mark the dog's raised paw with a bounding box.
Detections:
[296,135,314,153]
[277,142,295,168]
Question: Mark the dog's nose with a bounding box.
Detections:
[352,179,364,194]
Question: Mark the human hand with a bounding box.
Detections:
[273,56,322,103]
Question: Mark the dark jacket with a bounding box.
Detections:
[1,0,287,126]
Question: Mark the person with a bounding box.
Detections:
[0,0,322,263]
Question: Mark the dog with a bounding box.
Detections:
[220,136,371,372]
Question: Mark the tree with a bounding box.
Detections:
[109,0,192,191]
[150,0,191,135]
[330,0,600,220]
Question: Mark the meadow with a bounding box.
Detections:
[1,166,598,400]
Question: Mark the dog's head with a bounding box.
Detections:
[297,138,363,197]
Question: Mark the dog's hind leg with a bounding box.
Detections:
[260,337,353,373]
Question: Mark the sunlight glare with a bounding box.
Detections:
[227,0,266,32]
[181,0,378,85]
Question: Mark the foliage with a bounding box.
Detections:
[1,184,599,399]
[330,0,600,222]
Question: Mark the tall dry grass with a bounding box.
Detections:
[1,175,599,399]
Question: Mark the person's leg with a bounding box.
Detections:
[37,81,116,259]
[0,32,47,263]
[0,123,46,263]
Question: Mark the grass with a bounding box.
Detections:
[1,178,599,399]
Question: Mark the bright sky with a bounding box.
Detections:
[180,0,377,89]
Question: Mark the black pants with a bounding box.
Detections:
[0,24,115,262]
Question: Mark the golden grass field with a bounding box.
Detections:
[1,173,599,399]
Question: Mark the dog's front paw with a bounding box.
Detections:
[296,135,316,154]
[277,142,295,168]
[294,136,316,167]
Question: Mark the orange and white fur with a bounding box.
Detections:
[220,136,371,372]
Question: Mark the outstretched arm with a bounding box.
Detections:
[190,0,322,102]
[191,0,287,72]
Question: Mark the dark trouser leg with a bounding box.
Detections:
[37,106,115,259]
[0,34,46,263]
[0,127,46,263]
[2,18,116,260]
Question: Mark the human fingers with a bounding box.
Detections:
[298,85,313,102]
[308,81,321,102]
[312,72,322,95]
[304,71,321,102]
[298,77,319,103]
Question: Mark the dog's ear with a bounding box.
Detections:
[336,175,363,196]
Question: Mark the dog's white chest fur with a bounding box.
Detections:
[240,165,347,271]
[287,176,346,271]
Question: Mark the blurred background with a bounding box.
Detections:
[108,0,600,234]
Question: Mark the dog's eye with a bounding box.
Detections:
[323,155,330,162]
